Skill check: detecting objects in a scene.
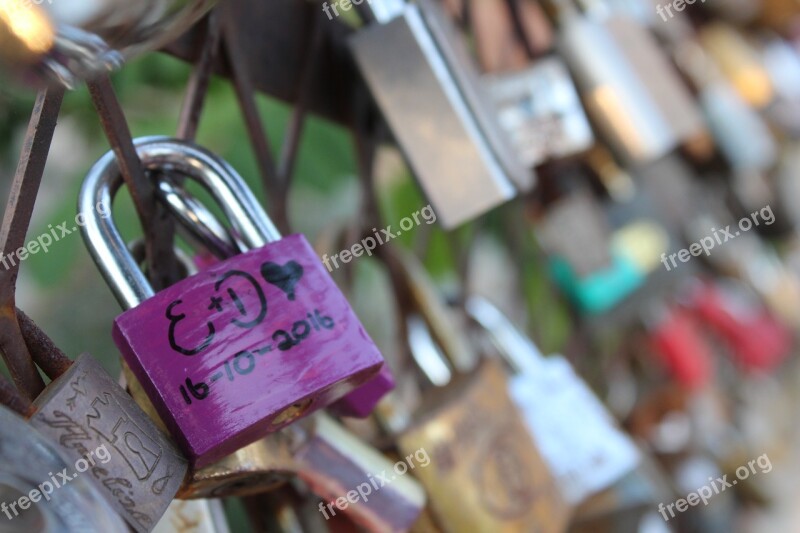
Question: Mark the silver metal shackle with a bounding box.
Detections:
[407,314,453,388]
[79,136,280,310]
[465,296,545,375]
[155,173,242,259]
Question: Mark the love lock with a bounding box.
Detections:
[28,354,188,532]
[153,175,397,420]
[79,137,385,467]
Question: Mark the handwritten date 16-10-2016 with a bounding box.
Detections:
[179,308,336,405]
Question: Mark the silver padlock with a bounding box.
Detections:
[0,404,128,532]
[484,57,595,167]
[349,0,531,228]
[545,0,677,164]
[578,0,707,148]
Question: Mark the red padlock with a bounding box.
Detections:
[79,138,385,467]
[647,304,714,389]
[686,279,791,373]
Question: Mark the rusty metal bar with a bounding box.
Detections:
[0,88,64,400]
[219,4,285,231]
[505,0,536,58]
[276,11,325,187]
[88,75,182,290]
[17,308,71,381]
[163,0,357,127]
[0,372,33,416]
[177,11,223,140]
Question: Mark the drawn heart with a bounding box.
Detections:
[261,261,304,301]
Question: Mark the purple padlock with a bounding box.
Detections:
[79,138,385,467]
[327,363,396,418]
[162,175,397,420]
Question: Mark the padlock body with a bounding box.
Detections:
[294,414,426,533]
[114,234,384,467]
[327,363,396,418]
[650,308,714,388]
[0,405,129,533]
[29,353,186,533]
[349,6,518,229]
[178,434,295,499]
[397,360,570,533]
[507,356,640,505]
[485,58,594,167]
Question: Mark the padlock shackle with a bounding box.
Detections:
[80,146,154,309]
[132,137,281,247]
[127,237,200,278]
[155,174,242,259]
[465,296,546,375]
[406,314,453,387]
[79,136,280,309]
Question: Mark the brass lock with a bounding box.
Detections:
[375,249,570,533]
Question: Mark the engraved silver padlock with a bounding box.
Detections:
[28,353,188,532]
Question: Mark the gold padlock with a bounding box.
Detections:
[374,249,570,533]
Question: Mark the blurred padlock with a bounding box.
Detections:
[181,412,427,531]
[154,175,397,420]
[668,36,778,173]
[645,303,714,389]
[534,170,669,314]
[465,296,640,505]
[699,23,775,110]
[0,0,215,87]
[578,0,707,147]
[349,0,531,228]
[484,57,595,167]
[80,137,384,467]
[0,403,128,532]
[374,250,570,533]
[686,279,791,373]
[681,197,800,327]
[542,0,676,164]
